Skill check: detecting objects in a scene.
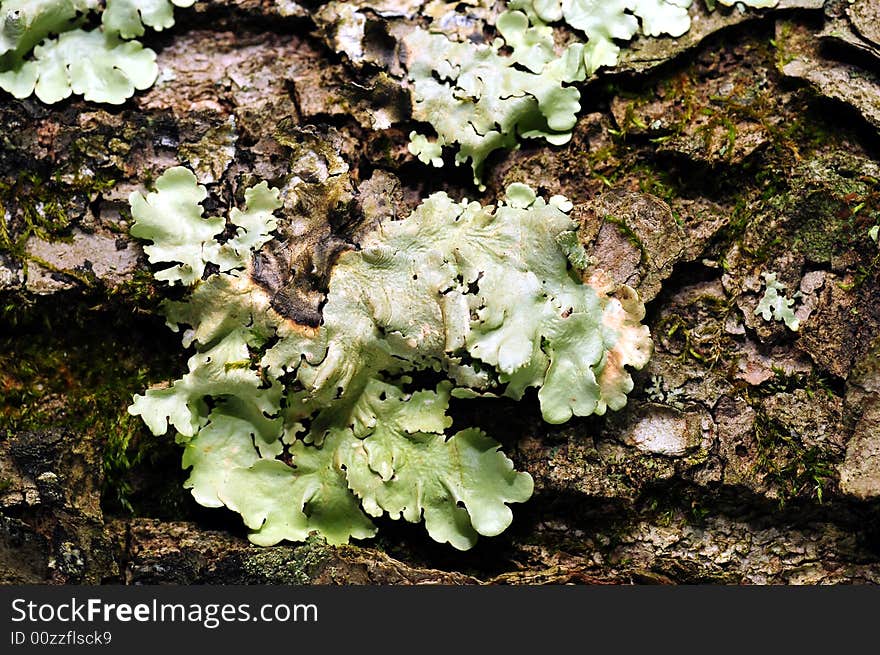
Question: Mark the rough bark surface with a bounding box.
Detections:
[2,0,880,584]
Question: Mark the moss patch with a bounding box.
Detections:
[0,291,181,513]
[0,170,117,273]
[751,407,837,506]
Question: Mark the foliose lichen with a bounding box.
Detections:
[127,166,651,549]
[405,10,588,189]
[755,271,800,331]
[404,0,780,186]
[0,0,194,104]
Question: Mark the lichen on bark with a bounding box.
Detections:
[2,0,880,584]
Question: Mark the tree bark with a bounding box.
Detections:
[2,0,880,584]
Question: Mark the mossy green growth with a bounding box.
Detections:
[128,167,652,550]
[0,173,72,263]
[753,410,835,506]
[0,291,180,512]
[0,169,116,273]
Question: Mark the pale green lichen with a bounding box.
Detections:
[0,28,158,104]
[129,167,280,285]
[406,9,587,189]
[509,0,694,74]
[510,0,780,73]
[755,271,800,331]
[406,0,780,185]
[102,0,195,39]
[128,166,651,549]
[0,0,194,104]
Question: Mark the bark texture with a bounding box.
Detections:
[2,0,880,584]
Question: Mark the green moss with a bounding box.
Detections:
[0,174,71,264]
[0,291,179,514]
[101,415,146,513]
[632,165,680,205]
[603,214,646,263]
[842,250,880,292]
[752,409,836,507]
[769,104,838,155]
[597,33,869,274]
[759,368,836,400]
[654,293,737,370]
[0,170,117,273]
[770,20,797,69]
[109,268,166,310]
[743,367,840,506]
